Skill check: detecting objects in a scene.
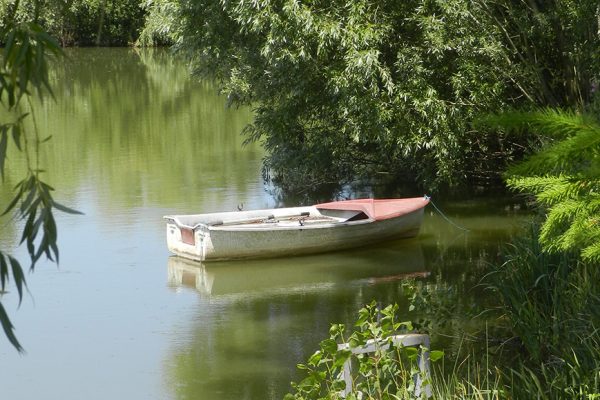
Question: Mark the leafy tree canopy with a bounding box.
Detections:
[144,0,599,192]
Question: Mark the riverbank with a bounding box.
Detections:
[287,223,600,399]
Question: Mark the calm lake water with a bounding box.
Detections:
[0,48,530,399]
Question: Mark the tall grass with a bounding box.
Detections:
[487,224,599,363]
[429,223,600,399]
[431,345,504,399]
[440,223,600,399]
[428,335,599,399]
[505,338,600,399]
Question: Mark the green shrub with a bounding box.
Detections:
[483,109,600,262]
[285,302,443,400]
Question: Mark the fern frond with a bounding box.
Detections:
[506,175,569,196]
[538,195,600,256]
[508,125,600,176]
[536,178,597,206]
[506,175,587,206]
[553,211,595,253]
[527,108,596,139]
[539,199,580,245]
[482,108,593,139]
[581,238,600,263]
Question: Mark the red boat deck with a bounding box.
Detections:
[315,197,429,221]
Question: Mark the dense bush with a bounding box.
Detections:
[483,109,600,262]
[0,0,146,46]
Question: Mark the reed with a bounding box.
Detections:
[476,223,600,398]
[486,224,599,365]
[408,222,599,398]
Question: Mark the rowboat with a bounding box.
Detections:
[163,197,429,261]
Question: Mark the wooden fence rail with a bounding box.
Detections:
[337,333,431,398]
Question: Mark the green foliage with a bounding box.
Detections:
[150,0,600,192]
[487,225,600,365]
[68,0,146,45]
[484,109,600,262]
[170,0,508,191]
[0,18,80,351]
[479,1,600,108]
[484,225,600,398]
[0,0,146,46]
[286,301,440,399]
[403,224,599,398]
[137,0,180,46]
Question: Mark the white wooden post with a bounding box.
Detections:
[337,333,431,398]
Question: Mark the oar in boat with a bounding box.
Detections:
[210,212,310,227]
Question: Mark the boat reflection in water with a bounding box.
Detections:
[167,239,428,298]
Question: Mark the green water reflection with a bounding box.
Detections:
[36,48,260,211]
[0,48,531,400]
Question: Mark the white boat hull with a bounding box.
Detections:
[164,198,428,262]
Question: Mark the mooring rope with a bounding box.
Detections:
[424,195,470,232]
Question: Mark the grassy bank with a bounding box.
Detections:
[286,224,600,399]
[431,223,599,398]
[480,224,600,398]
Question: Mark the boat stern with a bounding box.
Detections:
[164,216,211,261]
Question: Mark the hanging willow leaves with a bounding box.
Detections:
[0,18,80,351]
[0,300,23,352]
[152,0,599,193]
